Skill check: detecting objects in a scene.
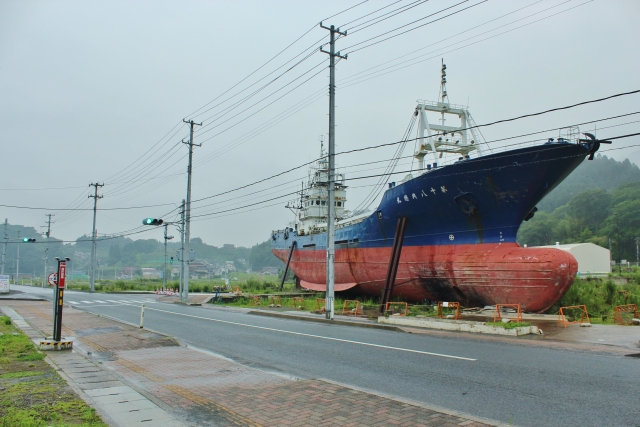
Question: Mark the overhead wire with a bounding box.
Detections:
[340,0,591,88]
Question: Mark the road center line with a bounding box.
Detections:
[100,303,476,361]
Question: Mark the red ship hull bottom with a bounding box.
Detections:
[273,243,577,313]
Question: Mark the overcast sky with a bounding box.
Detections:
[1,0,639,248]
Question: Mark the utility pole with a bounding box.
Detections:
[41,214,54,287]
[636,237,639,268]
[1,219,7,275]
[163,223,173,292]
[88,183,104,292]
[320,22,347,320]
[16,231,20,284]
[178,199,185,300]
[182,120,202,302]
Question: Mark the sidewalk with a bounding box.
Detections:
[0,300,506,427]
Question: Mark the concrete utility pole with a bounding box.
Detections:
[182,121,201,302]
[88,183,104,292]
[163,223,173,291]
[16,231,20,284]
[178,199,185,300]
[1,219,7,275]
[41,214,54,287]
[320,22,347,320]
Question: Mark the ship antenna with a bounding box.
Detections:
[319,134,325,158]
[438,59,449,126]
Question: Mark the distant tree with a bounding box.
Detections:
[249,240,283,271]
[517,211,556,246]
[108,243,122,265]
[537,156,640,212]
[567,188,611,233]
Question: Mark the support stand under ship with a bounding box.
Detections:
[271,64,608,313]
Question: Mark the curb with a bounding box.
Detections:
[247,310,406,332]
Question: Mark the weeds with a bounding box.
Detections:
[548,277,640,323]
[486,321,532,330]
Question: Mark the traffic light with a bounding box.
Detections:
[22,238,36,242]
[170,256,174,264]
[142,218,163,226]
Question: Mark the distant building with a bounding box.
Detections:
[223,244,235,249]
[119,266,136,279]
[141,268,161,279]
[534,243,611,276]
[260,267,279,276]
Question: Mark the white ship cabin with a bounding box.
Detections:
[296,155,347,236]
[413,61,485,171]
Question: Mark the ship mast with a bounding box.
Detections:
[413,60,483,171]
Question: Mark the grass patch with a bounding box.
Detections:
[486,321,531,329]
[0,371,43,379]
[16,353,45,362]
[0,313,107,426]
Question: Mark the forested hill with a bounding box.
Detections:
[537,155,640,212]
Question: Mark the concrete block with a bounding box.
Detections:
[378,316,539,336]
[39,339,73,351]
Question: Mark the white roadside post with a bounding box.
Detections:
[140,304,145,329]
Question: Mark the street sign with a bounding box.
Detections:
[58,262,66,288]
[0,275,9,294]
[48,273,57,286]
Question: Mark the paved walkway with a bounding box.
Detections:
[1,300,506,427]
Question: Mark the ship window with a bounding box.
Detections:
[337,202,342,207]
[316,200,320,205]
[321,201,326,206]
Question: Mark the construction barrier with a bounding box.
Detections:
[269,296,282,307]
[613,304,638,325]
[436,301,460,319]
[315,298,326,312]
[385,302,408,316]
[493,304,523,323]
[342,300,362,316]
[291,297,305,308]
[558,305,590,328]
[250,296,261,306]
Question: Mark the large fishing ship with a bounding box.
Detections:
[271,63,606,313]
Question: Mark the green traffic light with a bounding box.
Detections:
[23,237,28,242]
[142,218,163,226]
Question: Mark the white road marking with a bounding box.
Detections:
[106,300,120,303]
[68,301,79,305]
[95,300,107,304]
[80,301,94,304]
[107,303,476,361]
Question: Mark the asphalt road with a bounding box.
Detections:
[8,285,640,427]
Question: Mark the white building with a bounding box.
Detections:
[535,243,611,276]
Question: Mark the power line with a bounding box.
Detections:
[343,0,487,53]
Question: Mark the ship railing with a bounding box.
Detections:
[416,99,468,110]
[417,137,570,172]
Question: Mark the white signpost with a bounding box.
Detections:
[0,275,9,294]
